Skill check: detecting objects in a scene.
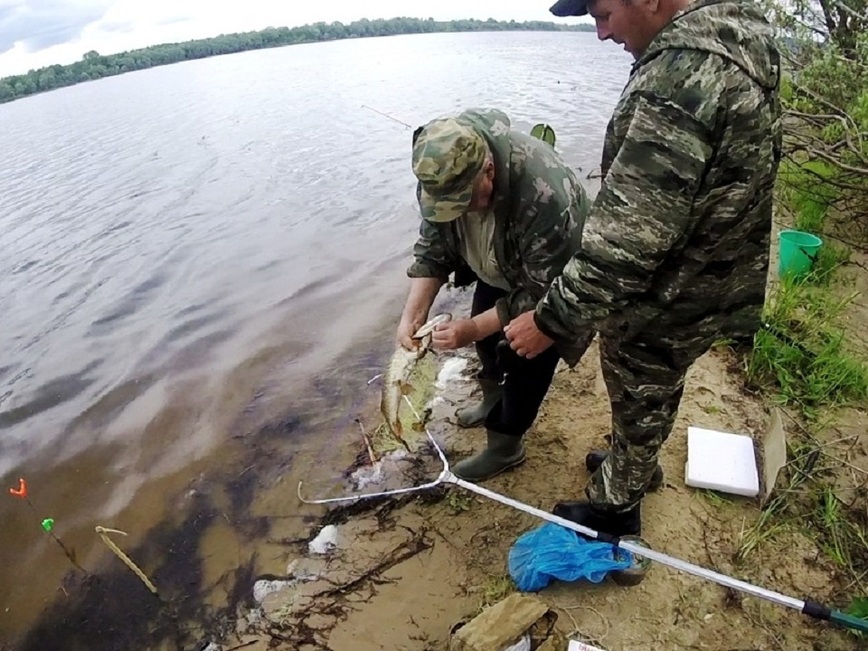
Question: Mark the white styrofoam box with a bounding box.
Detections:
[684,426,760,497]
[568,641,607,651]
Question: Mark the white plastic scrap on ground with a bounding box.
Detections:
[435,357,468,389]
[349,447,414,489]
[504,634,531,651]
[287,557,325,582]
[253,579,294,604]
[308,524,338,555]
[425,395,447,410]
[568,641,608,651]
[351,460,385,490]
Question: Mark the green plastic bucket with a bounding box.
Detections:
[778,229,823,280]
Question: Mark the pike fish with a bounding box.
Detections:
[380,313,452,451]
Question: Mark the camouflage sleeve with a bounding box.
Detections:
[496,176,588,326]
[534,79,716,339]
[407,184,460,281]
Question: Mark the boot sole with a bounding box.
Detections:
[451,453,526,483]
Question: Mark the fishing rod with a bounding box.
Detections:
[361,104,413,129]
[361,104,559,150]
[298,395,868,636]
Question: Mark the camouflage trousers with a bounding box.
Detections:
[586,332,715,511]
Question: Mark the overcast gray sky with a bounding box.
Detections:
[0,0,590,77]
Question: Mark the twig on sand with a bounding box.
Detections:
[355,417,378,465]
[553,602,611,644]
[743,609,789,651]
[226,642,259,651]
[842,567,868,595]
[96,526,158,595]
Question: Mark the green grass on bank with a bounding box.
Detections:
[777,159,841,235]
[739,154,868,636]
[747,275,867,417]
[748,155,864,417]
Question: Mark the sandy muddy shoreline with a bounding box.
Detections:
[221,328,864,651]
[7,260,865,651]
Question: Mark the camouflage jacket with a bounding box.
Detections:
[407,108,592,362]
[534,0,783,349]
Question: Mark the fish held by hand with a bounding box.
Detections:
[380,313,451,451]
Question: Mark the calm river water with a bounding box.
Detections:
[0,30,631,649]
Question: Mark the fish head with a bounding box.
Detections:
[412,313,452,340]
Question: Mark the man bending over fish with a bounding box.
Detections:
[395,107,595,482]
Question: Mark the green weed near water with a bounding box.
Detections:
[446,488,473,514]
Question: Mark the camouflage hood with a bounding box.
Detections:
[458,108,513,203]
[534,0,781,355]
[639,0,779,91]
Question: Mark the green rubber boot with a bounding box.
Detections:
[451,430,525,483]
[456,379,503,429]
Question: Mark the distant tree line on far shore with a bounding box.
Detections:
[0,17,594,104]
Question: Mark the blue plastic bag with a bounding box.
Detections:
[508,522,633,592]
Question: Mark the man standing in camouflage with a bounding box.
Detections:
[398,107,594,482]
[505,0,782,536]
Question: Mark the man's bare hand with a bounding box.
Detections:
[396,315,425,351]
[431,319,480,351]
[504,311,554,359]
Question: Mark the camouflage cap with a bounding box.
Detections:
[412,117,487,223]
[549,0,589,16]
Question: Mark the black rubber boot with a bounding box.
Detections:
[455,379,503,428]
[552,500,642,537]
[585,450,664,492]
[451,430,525,482]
